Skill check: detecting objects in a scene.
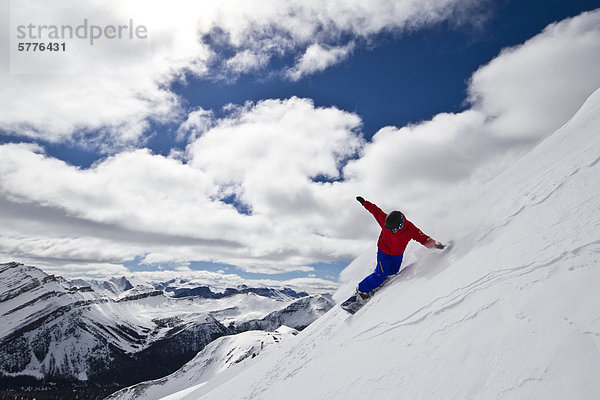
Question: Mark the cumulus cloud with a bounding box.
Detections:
[468,9,600,139]
[0,97,367,274]
[226,50,271,76]
[0,143,243,243]
[343,110,489,210]
[1,0,212,148]
[176,107,215,142]
[0,0,486,147]
[286,43,355,81]
[40,262,132,280]
[186,97,364,210]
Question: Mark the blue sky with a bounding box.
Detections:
[1,0,599,291]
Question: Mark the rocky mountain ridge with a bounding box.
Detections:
[0,262,333,399]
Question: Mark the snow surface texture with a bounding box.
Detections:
[151,89,600,399]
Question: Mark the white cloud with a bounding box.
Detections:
[343,110,489,215]
[0,143,223,238]
[0,234,137,264]
[0,0,486,148]
[0,74,180,149]
[186,97,364,204]
[468,9,600,139]
[0,100,367,274]
[1,0,213,148]
[226,50,271,76]
[183,97,367,271]
[38,262,131,280]
[176,107,215,142]
[286,43,355,81]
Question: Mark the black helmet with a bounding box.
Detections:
[385,211,405,231]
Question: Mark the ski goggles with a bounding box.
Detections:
[390,220,404,233]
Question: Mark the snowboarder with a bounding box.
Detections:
[354,196,445,301]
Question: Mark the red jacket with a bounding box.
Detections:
[363,201,435,255]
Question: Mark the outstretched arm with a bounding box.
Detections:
[356,196,386,228]
[409,222,445,249]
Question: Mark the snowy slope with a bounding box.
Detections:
[103,295,333,398]
[165,89,600,400]
[107,326,298,400]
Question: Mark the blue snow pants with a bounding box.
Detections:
[358,249,404,294]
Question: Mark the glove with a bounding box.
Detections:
[356,196,365,204]
[435,242,445,250]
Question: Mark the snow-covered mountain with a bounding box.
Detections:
[0,262,226,386]
[0,263,333,398]
[233,293,334,332]
[141,88,600,399]
[160,282,309,301]
[70,276,154,298]
[71,276,309,302]
[106,326,299,400]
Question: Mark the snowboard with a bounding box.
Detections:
[341,241,453,315]
[340,293,369,315]
[340,273,398,315]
